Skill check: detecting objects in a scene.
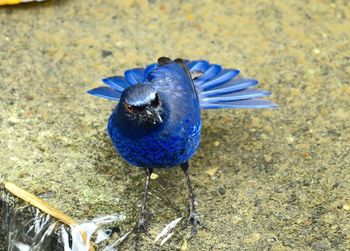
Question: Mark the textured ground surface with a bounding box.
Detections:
[1,0,350,250]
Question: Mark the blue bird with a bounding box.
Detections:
[88,57,277,234]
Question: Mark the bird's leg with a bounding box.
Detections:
[135,167,153,233]
[180,162,201,235]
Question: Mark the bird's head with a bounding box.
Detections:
[116,84,166,133]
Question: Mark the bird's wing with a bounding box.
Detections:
[187,60,277,109]
[88,59,277,109]
[87,64,157,101]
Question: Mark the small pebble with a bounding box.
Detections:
[101,50,113,58]
[264,154,272,162]
[205,166,219,177]
[343,203,350,211]
[218,187,226,195]
[286,135,294,144]
[313,48,320,54]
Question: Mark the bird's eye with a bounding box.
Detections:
[124,102,134,113]
[151,93,160,107]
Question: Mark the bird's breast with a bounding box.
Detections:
[108,116,201,168]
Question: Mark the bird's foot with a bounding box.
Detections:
[185,210,202,237]
[134,217,148,234]
[132,217,151,250]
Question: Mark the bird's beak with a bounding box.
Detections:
[155,113,163,123]
[150,109,162,124]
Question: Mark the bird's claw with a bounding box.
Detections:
[188,211,201,225]
[134,217,148,234]
[132,217,151,250]
[186,211,202,236]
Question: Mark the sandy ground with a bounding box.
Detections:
[0,0,350,250]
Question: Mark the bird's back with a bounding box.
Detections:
[149,61,201,130]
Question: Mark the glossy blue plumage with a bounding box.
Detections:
[88,58,277,168]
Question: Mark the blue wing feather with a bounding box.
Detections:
[124,68,145,84]
[194,64,222,85]
[201,89,271,103]
[201,99,278,109]
[200,69,240,90]
[144,63,158,80]
[186,60,276,110]
[187,60,210,72]
[87,86,121,101]
[102,76,130,92]
[201,78,259,97]
[87,58,277,109]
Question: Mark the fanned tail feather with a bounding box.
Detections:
[87,58,277,109]
[194,64,222,85]
[144,63,158,80]
[186,60,277,109]
[201,99,278,109]
[187,60,210,72]
[102,76,130,91]
[87,87,121,101]
[200,78,258,97]
[201,89,271,103]
[124,68,145,84]
[200,69,240,90]
[88,67,152,100]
